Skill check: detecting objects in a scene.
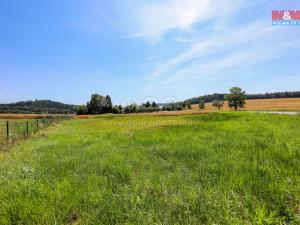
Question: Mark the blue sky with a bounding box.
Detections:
[0,0,300,105]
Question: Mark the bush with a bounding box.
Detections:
[212,100,224,110]
[124,104,138,114]
[77,105,88,115]
[199,100,205,110]
[111,105,122,114]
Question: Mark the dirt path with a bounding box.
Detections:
[253,111,300,115]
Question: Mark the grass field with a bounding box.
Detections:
[0,112,300,224]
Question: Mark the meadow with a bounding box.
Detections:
[0,112,299,224]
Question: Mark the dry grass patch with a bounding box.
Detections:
[0,114,50,120]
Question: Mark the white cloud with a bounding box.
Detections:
[131,0,245,43]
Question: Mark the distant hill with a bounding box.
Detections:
[0,100,78,114]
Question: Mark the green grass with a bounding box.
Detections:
[0,118,68,151]
[0,112,299,224]
[0,119,37,151]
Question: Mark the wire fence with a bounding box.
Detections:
[0,115,73,149]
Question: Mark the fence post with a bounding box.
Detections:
[36,120,39,132]
[6,121,9,139]
[26,121,29,136]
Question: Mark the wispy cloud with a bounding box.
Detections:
[148,19,275,79]
[124,32,147,39]
[167,39,299,83]
[128,0,300,96]
[146,56,155,61]
[128,0,247,43]
[69,0,300,99]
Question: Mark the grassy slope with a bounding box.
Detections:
[0,113,299,224]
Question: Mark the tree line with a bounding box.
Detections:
[1,89,298,115]
[77,94,163,115]
[78,93,202,115]
[186,91,300,104]
[78,87,248,115]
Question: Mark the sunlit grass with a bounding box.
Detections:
[0,112,299,224]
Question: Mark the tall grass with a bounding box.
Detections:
[0,112,299,224]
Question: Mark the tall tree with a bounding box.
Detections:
[144,101,151,108]
[118,105,123,112]
[105,95,113,113]
[226,87,246,110]
[151,101,157,108]
[87,94,106,114]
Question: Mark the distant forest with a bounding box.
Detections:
[185,91,300,105]
[0,100,78,114]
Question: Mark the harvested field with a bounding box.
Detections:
[191,98,300,112]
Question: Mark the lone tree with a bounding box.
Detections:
[226,87,246,110]
[212,100,224,110]
[199,99,205,110]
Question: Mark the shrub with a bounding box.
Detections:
[199,100,205,110]
[212,100,224,110]
[77,105,88,115]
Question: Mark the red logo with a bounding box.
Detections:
[272,10,300,20]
